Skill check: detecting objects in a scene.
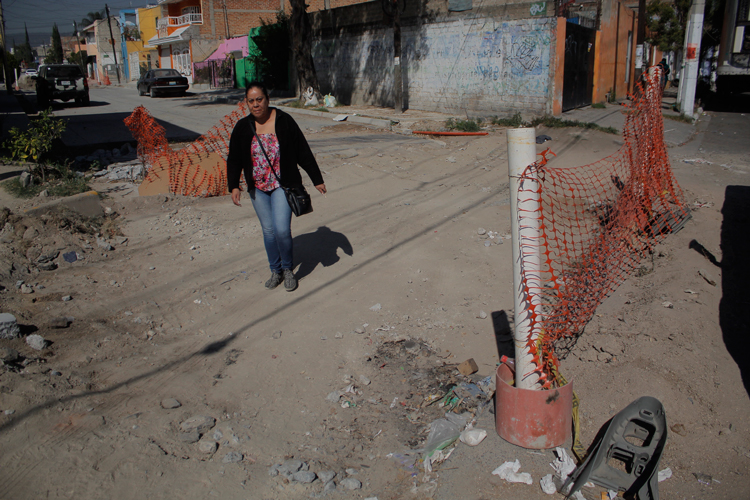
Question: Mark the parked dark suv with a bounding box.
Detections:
[36,64,89,108]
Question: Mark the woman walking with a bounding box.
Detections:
[227,82,326,291]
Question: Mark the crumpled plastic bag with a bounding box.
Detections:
[550,447,579,495]
[658,467,672,482]
[551,447,577,478]
[424,447,454,472]
[540,474,556,494]
[423,418,461,457]
[492,459,533,485]
[459,428,487,446]
[303,87,318,107]
[323,94,337,107]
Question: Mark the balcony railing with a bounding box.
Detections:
[156,13,202,38]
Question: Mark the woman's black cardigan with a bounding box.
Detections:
[226,108,324,192]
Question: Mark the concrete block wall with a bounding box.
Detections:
[313,16,555,116]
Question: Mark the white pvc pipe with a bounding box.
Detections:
[507,128,541,390]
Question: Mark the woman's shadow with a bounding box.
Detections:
[293,226,353,280]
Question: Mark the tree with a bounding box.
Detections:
[45,24,64,64]
[15,24,35,68]
[68,50,88,67]
[646,0,691,52]
[249,11,291,90]
[80,10,105,28]
[289,0,320,98]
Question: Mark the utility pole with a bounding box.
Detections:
[0,0,13,94]
[105,4,121,84]
[677,0,705,117]
[222,0,231,38]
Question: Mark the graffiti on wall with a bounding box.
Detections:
[416,19,552,101]
[313,16,554,112]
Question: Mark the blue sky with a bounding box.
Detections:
[4,0,151,47]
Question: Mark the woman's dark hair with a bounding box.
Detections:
[245,82,269,99]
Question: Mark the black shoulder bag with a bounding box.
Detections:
[252,130,313,217]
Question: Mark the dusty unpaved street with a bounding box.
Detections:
[0,103,749,500]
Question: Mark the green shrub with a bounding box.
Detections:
[592,102,606,109]
[529,115,618,135]
[1,163,90,199]
[4,109,66,165]
[491,113,524,128]
[445,118,481,132]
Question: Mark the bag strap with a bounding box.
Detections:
[252,126,283,187]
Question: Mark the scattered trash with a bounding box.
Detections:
[698,269,716,286]
[454,382,484,400]
[333,114,348,122]
[423,416,462,461]
[693,472,713,485]
[457,358,478,376]
[459,428,487,446]
[62,251,78,263]
[662,301,674,309]
[683,158,712,164]
[492,460,533,485]
[536,134,552,144]
[540,473,556,494]
[370,303,382,311]
[323,94,337,107]
[658,467,672,482]
[424,447,455,472]
[303,87,319,107]
[550,447,577,479]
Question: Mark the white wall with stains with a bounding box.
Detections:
[313,15,555,116]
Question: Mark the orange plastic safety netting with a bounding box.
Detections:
[516,73,692,389]
[124,102,251,197]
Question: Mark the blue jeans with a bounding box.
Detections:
[249,187,293,273]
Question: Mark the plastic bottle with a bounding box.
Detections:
[500,355,515,369]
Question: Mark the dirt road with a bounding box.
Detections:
[0,102,748,499]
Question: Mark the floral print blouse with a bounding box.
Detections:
[251,133,281,192]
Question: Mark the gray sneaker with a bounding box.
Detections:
[283,269,297,291]
[265,271,283,289]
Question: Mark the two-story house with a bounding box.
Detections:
[82,17,123,83]
[146,0,291,84]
